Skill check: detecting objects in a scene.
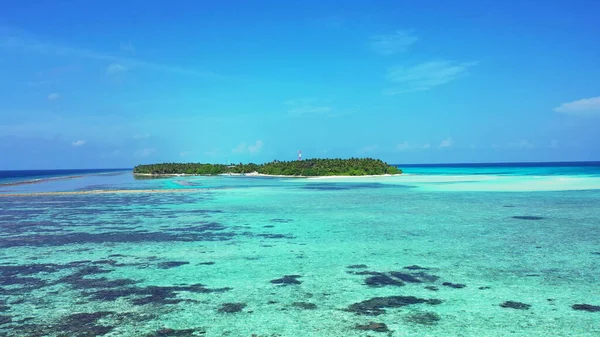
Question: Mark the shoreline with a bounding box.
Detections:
[134,172,403,179]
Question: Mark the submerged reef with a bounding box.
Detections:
[218,303,247,313]
[572,304,600,312]
[349,267,440,288]
[270,275,302,285]
[442,282,466,289]
[512,216,544,220]
[347,296,442,316]
[354,322,389,332]
[292,302,317,310]
[500,301,531,310]
[404,311,441,325]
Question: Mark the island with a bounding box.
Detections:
[133,158,402,177]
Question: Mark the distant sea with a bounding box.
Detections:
[0,168,130,185]
[1,161,600,336]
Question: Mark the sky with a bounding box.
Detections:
[1,0,600,169]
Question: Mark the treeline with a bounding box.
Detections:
[133,158,402,176]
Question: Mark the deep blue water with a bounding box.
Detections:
[396,161,600,176]
[0,168,130,185]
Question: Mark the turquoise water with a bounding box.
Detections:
[1,164,600,336]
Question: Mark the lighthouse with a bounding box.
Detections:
[298,150,302,161]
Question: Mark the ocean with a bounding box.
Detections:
[1,163,599,336]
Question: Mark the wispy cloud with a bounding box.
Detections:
[25,80,54,86]
[107,63,127,74]
[370,30,418,55]
[72,140,86,147]
[284,99,350,118]
[396,141,431,151]
[439,137,454,148]
[385,60,477,94]
[0,35,226,79]
[519,140,535,149]
[232,140,263,154]
[47,93,59,100]
[358,144,378,154]
[134,148,157,157]
[248,140,264,154]
[120,41,135,53]
[554,96,600,116]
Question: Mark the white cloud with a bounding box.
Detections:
[72,140,86,147]
[47,93,59,100]
[439,137,454,148]
[134,148,157,157]
[288,105,333,116]
[120,41,135,53]
[0,35,226,79]
[385,60,477,94]
[247,140,263,154]
[519,140,534,149]
[107,63,127,74]
[180,151,192,157]
[396,141,431,151]
[358,145,378,154]
[26,80,54,86]
[554,96,600,116]
[396,141,411,150]
[370,30,418,55]
[232,143,247,154]
[232,140,263,154]
[284,98,340,118]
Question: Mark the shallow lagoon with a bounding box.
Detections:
[1,166,600,336]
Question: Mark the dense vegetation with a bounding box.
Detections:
[133,158,402,176]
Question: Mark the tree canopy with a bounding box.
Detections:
[133,158,402,176]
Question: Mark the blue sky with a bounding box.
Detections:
[1,0,599,169]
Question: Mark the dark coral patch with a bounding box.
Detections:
[270,275,302,285]
[86,284,231,305]
[53,311,115,336]
[347,296,442,316]
[404,311,441,325]
[292,302,317,310]
[512,216,544,220]
[270,219,293,223]
[500,301,531,310]
[354,322,389,332]
[412,271,440,282]
[365,274,404,287]
[442,282,466,289]
[218,303,246,313]
[145,328,201,337]
[258,233,295,239]
[198,261,215,265]
[390,271,422,283]
[572,304,600,312]
[347,264,368,269]
[404,265,429,270]
[424,286,439,291]
[157,261,189,269]
[0,315,12,325]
